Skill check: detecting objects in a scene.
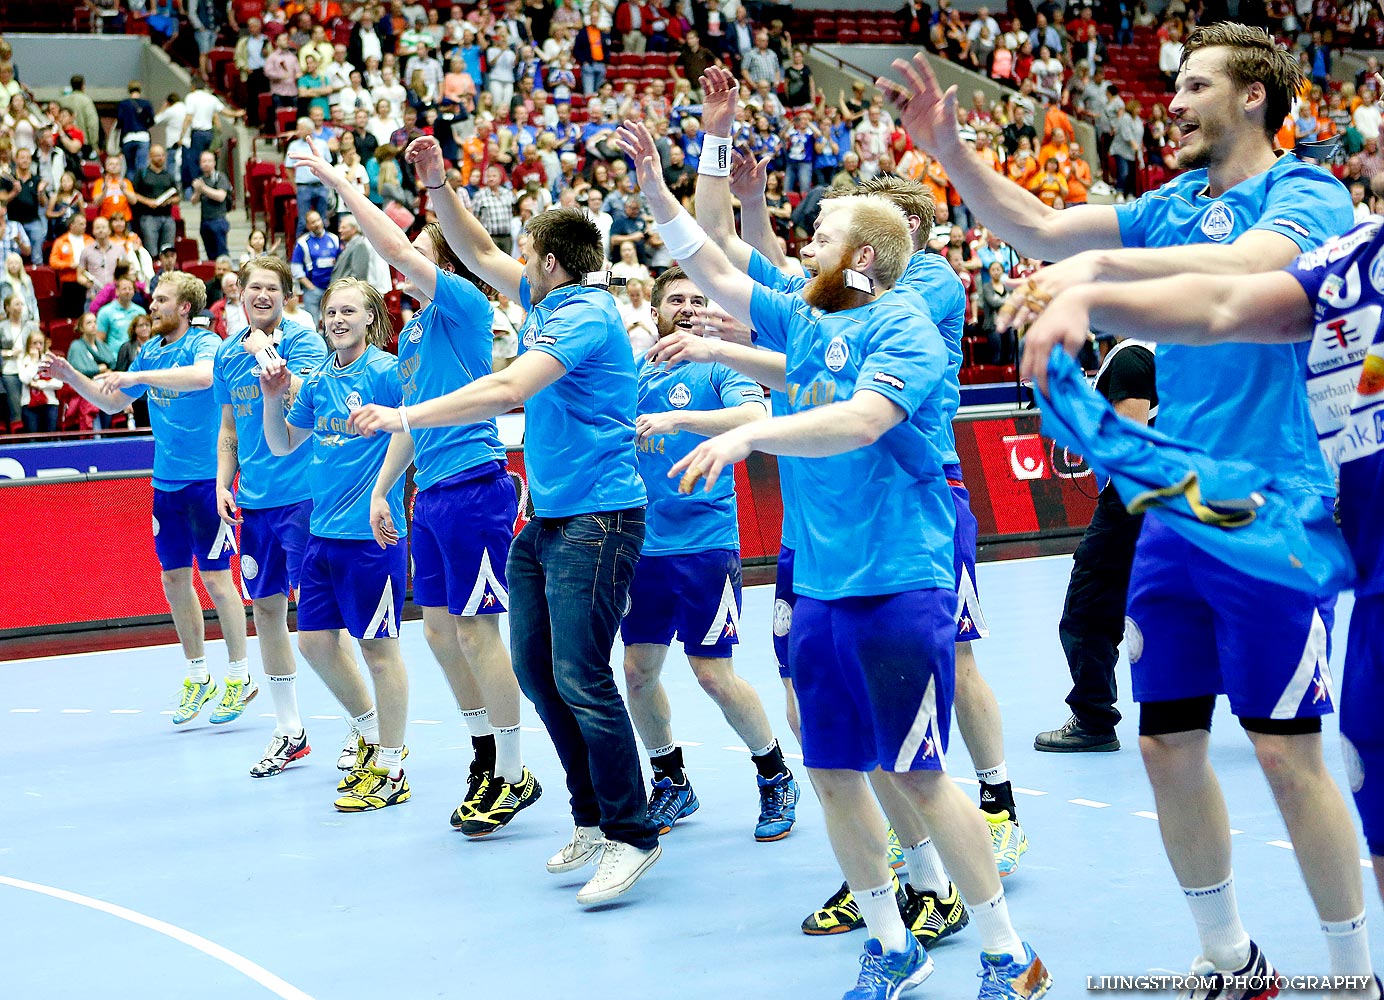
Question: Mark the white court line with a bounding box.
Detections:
[307,715,342,721]
[60,709,92,714]
[1133,810,1159,821]
[1267,840,1294,851]
[1068,798,1109,809]
[0,874,317,1000]
[1013,787,1047,797]
[409,720,442,725]
[520,726,544,734]
[1365,859,1375,869]
[110,710,141,715]
[674,741,703,747]
[9,708,39,713]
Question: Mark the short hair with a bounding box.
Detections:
[524,208,604,280]
[239,254,294,297]
[128,80,142,93]
[827,196,912,289]
[321,278,393,347]
[1180,22,1302,139]
[651,265,704,309]
[156,271,209,315]
[850,175,936,235]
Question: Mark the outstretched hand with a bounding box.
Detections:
[876,52,963,157]
[728,148,770,202]
[1017,288,1096,396]
[614,120,677,218]
[698,65,739,137]
[404,136,446,189]
[284,145,345,190]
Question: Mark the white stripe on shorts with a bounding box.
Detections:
[461,548,509,616]
[1269,609,1329,719]
[364,577,399,639]
[894,674,946,772]
[699,574,740,647]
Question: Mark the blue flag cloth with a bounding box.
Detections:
[1036,345,1355,594]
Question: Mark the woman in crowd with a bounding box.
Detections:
[1,253,38,325]
[0,293,36,426]
[46,171,86,242]
[18,328,60,432]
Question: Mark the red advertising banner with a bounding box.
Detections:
[2,418,1091,635]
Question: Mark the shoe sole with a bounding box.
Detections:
[209,686,259,725]
[249,743,311,778]
[546,845,602,874]
[891,955,935,998]
[576,843,662,905]
[802,921,862,936]
[755,824,794,843]
[459,780,544,838]
[652,797,699,836]
[335,789,410,813]
[997,843,1029,878]
[1033,738,1120,753]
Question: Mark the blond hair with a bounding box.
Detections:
[321,278,393,347]
[156,270,208,316]
[825,196,912,289]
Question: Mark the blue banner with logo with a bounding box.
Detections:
[0,435,156,480]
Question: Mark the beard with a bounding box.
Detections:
[803,252,868,313]
[150,312,179,337]
[1174,117,1219,170]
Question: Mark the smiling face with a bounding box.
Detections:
[1170,46,1262,169]
[242,264,286,332]
[654,277,705,339]
[321,284,374,360]
[148,283,187,337]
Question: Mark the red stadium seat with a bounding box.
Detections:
[27,266,57,301]
[183,261,217,282]
[47,318,76,354]
[175,237,200,267]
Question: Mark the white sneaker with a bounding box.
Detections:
[576,840,661,905]
[338,732,361,771]
[546,825,604,874]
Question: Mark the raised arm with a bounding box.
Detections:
[878,54,1122,261]
[42,352,133,414]
[693,67,758,272]
[404,135,523,300]
[1019,269,1313,392]
[728,148,789,269]
[645,330,788,390]
[615,120,756,328]
[289,145,443,301]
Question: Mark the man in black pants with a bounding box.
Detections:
[1035,337,1156,752]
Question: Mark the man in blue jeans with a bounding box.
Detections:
[351,134,661,907]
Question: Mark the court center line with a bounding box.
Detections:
[0,874,317,1000]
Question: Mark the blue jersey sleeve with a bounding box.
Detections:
[527,299,602,373]
[1114,192,1156,248]
[519,275,532,311]
[286,376,316,429]
[748,283,798,354]
[1284,217,1384,300]
[122,347,150,399]
[1251,167,1354,252]
[432,266,492,330]
[748,248,806,295]
[714,364,765,408]
[286,328,329,375]
[212,339,232,405]
[855,310,946,419]
[374,356,404,407]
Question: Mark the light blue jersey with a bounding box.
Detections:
[749,284,955,598]
[517,278,647,518]
[213,319,327,509]
[124,326,221,489]
[1115,154,1352,497]
[398,267,506,492]
[636,358,765,556]
[286,345,407,540]
[897,250,965,466]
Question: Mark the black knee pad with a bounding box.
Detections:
[1138,695,1216,736]
[1239,715,1323,736]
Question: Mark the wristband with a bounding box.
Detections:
[697,134,733,177]
[397,405,411,435]
[254,345,283,368]
[425,181,448,189]
[657,210,709,262]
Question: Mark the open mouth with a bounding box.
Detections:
[1176,120,1199,139]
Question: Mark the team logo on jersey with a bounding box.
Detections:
[345,391,363,412]
[824,336,849,372]
[1200,202,1234,242]
[1321,264,1362,309]
[1342,734,1366,794]
[668,383,692,408]
[772,598,792,636]
[250,364,263,377]
[1270,217,1311,239]
[407,319,424,344]
[523,327,537,348]
[241,555,259,580]
[872,372,905,391]
[1124,616,1143,663]
[1369,250,1384,294]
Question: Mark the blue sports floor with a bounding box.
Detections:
[2,554,1379,999]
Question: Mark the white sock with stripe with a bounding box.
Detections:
[494,725,523,783]
[353,707,379,746]
[267,673,301,736]
[855,882,910,955]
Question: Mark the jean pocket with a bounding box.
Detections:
[559,514,608,546]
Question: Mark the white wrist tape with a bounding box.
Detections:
[254,345,283,368]
[397,405,411,436]
[658,210,709,262]
[698,134,733,177]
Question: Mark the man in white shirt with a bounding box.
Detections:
[1355,85,1383,143]
[967,6,1000,43]
[181,77,244,193]
[285,118,333,239]
[853,105,892,180]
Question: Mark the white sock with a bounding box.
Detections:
[227,658,250,683]
[352,707,379,746]
[494,724,523,782]
[976,761,1007,784]
[647,741,677,758]
[1182,876,1251,970]
[973,890,1025,958]
[376,745,404,778]
[461,707,493,738]
[1322,912,1376,987]
[266,673,301,736]
[855,881,910,955]
[904,839,950,895]
[187,657,210,684]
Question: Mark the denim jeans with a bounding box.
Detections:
[140,215,177,258]
[507,509,658,850]
[183,129,214,191]
[296,182,332,240]
[18,217,45,266]
[122,139,150,177]
[200,217,230,260]
[581,61,606,95]
[785,160,813,194]
[301,282,325,322]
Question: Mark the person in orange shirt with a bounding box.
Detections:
[974,130,1003,173]
[1038,125,1071,172]
[923,154,950,208]
[460,116,491,186]
[1275,112,1296,152]
[1028,157,1069,207]
[1064,142,1093,204]
[49,213,93,284]
[1043,103,1075,144]
[1006,135,1038,188]
[91,155,136,223]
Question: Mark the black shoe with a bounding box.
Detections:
[1034,716,1120,753]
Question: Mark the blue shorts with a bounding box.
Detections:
[774,545,795,677]
[790,587,956,773]
[412,462,517,616]
[946,467,988,644]
[297,535,407,640]
[620,548,742,658]
[152,481,236,573]
[1341,593,1384,857]
[1126,516,1336,721]
[240,501,312,600]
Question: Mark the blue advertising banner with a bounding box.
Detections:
[0,435,157,480]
